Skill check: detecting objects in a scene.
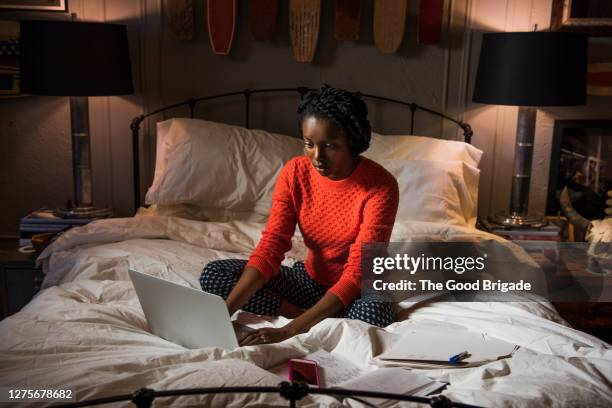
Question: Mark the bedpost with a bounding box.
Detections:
[130,115,145,213]
[131,388,155,408]
[278,381,309,408]
[188,98,196,118]
[409,103,417,135]
[460,122,473,144]
[244,89,252,128]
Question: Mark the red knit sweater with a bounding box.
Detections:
[246,156,399,306]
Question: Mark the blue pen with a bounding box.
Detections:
[449,351,470,364]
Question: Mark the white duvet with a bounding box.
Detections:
[0,215,610,407]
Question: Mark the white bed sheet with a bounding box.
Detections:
[0,215,610,407]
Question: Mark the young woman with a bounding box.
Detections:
[200,86,399,345]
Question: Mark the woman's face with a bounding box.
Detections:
[302,116,359,181]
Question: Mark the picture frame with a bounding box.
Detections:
[550,0,612,35]
[547,120,612,220]
[0,0,67,12]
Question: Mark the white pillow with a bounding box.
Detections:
[365,132,482,168]
[378,159,480,227]
[145,118,303,219]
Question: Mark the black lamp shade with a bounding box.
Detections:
[20,20,133,96]
[473,32,587,107]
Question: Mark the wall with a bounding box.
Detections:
[0,0,146,236]
[465,0,612,217]
[1,0,609,237]
[0,0,471,236]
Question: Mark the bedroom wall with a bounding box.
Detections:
[0,0,609,237]
[0,0,471,236]
[0,0,144,237]
[466,0,612,217]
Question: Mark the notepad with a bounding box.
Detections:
[334,367,446,407]
[270,349,446,403]
[376,327,518,368]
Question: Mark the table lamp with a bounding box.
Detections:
[473,31,588,227]
[19,20,134,218]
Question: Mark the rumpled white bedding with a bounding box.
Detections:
[0,215,610,407]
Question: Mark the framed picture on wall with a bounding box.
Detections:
[550,0,612,35]
[0,20,23,98]
[0,0,67,12]
[547,120,612,220]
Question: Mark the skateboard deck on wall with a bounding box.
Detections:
[166,0,194,41]
[334,0,361,41]
[418,0,444,45]
[289,0,321,63]
[250,0,279,41]
[587,63,612,96]
[373,0,407,54]
[207,0,236,55]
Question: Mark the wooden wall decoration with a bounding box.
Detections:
[334,0,361,41]
[418,0,444,45]
[587,63,612,96]
[207,0,236,54]
[250,0,279,41]
[289,0,321,62]
[373,0,407,54]
[166,0,194,41]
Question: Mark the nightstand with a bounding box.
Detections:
[514,240,612,344]
[0,238,45,320]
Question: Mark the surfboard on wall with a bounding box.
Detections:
[250,0,279,41]
[587,63,612,96]
[418,0,444,45]
[373,0,407,54]
[335,0,361,41]
[166,0,194,41]
[289,0,321,63]
[207,0,236,55]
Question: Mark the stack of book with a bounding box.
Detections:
[19,209,94,246]
[479,218,562,241]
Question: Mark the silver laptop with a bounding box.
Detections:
[128,269,253,349]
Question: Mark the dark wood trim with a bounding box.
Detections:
[0,0,68,12]
[550,0,612,36]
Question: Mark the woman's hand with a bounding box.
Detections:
[239,326,296,346]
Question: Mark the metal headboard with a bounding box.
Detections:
[130,87,473,211]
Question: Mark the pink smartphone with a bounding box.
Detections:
[288,358,320,387]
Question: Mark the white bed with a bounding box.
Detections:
[1,118,610,407]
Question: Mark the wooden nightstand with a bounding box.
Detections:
[0,238,45,320]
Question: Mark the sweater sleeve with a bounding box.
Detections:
[328,178,400,306]
[246,161,298,282]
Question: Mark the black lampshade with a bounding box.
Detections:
[20,20,133,96]
[473,32,587,107]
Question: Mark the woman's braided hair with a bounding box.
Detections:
[297,86,371,156]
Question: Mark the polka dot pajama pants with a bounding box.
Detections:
[200,259,396,327]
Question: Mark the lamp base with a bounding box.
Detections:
[54,206,112,219]
[490,212,547,228]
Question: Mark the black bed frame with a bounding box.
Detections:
[130,87,473,211]
[55,381,484,408]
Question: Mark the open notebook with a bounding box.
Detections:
[375,326,519,369]
[270,349,446,406]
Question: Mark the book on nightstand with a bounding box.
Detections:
[19,208,95,246]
